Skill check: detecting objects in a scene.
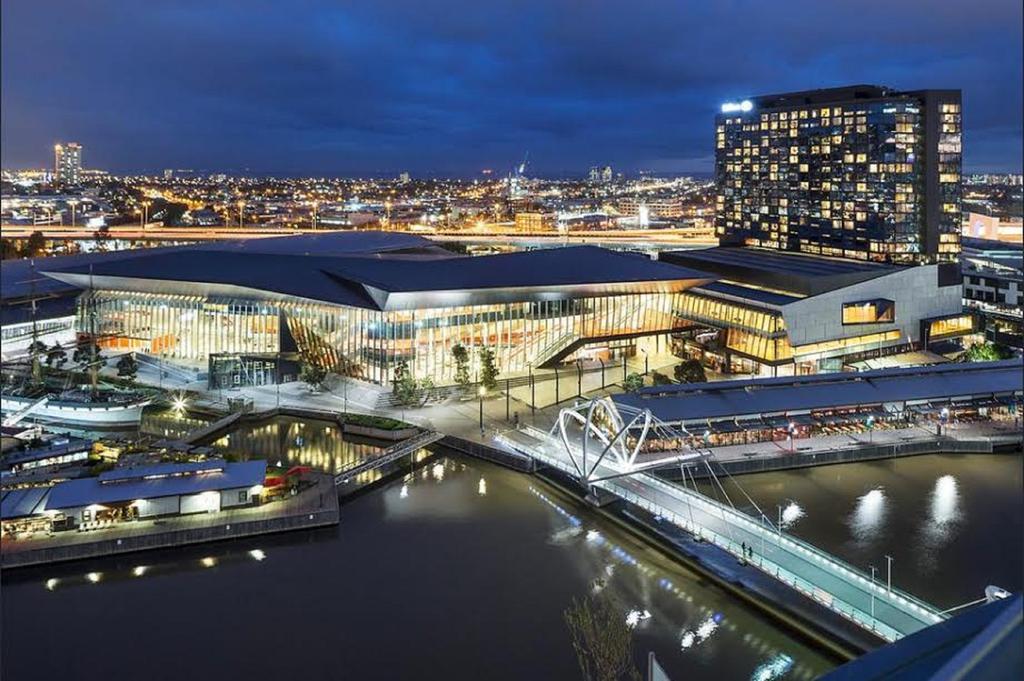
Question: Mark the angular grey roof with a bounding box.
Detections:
[39,233,714,311]
[660,246,898,297]
[615,359,1024,423]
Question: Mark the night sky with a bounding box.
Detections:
[2,0,1021,176]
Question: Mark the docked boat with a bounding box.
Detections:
[1,391,152,428]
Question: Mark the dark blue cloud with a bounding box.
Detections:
[2,0,1021,174]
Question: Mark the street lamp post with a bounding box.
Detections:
[777,504,783,536]
[788,422,796,452]
[478,386,486,435]
[528,364,535,414]
[869,565,877,619]
[640,348,649,375]
[237,200,245,228]
[866,414,875,443]
[576,360,582,397]
[68,200,78,227]
[885,554,893,595]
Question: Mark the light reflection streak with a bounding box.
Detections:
[781,502,804,528]
[849,488,887,543]
[918,474,962,560]
[750,653,794,681]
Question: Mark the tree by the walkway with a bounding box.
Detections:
[452,343,471,388]
[673,359,707,384]
[563,594,641,681]
[623,372,644,392]
[479,347,499,391]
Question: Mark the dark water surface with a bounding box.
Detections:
[2,455,834,681]
[700,453,1023,609]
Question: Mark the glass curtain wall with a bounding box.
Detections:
[85,290,687,385]
[83,291,278,365]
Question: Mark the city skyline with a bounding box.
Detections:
[2,0,1022,176]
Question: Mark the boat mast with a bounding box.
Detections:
[29,259,42,384]
[88,264,99,395]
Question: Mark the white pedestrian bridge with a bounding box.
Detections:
[496,397,947,643]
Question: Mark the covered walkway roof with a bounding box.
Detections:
[614,359,1024,423]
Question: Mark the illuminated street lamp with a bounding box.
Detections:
[866,414,875,443]
[787,421,797,452]
[67,199,79,227]
[939,407,950,436]
[869,565,878,619]
[237,199,245,228]
[141,200,151,227]
[478,385,487,434]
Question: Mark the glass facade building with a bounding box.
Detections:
[82,288,692,385]
[715,86,961,264]
[46,235,712,387]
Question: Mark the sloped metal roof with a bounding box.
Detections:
[615,359,1024,422]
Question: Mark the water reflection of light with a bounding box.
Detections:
[781,502,804,528]
[850,488,887,542]
[200,557,216,568]
[751,653,794,681]
[431,462,445,482]
[931,475,960,526]
[86,572,101,583]
[132,565,148,577]
[249,549,266,561]
[399,484,409,499]
[625,609,651,629]
[45,578,59,591]
[680,613,723,650]
[478,477,487,496]
[921,474,962,551]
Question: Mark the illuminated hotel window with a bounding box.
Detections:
[842,299,895,325]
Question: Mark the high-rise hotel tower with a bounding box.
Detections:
[715,85,961,264]
[54,142,83,185]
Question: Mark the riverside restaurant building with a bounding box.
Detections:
[615,359,1023,448]
[33,231,973,387]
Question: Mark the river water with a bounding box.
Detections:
[2,454,834,681]
[6,412,1018,680]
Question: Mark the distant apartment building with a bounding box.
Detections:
[715,85,962,264]
[54,142,82,185]
[514,211,555,232]
[589,165,613,183]
[616,197,683,218]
